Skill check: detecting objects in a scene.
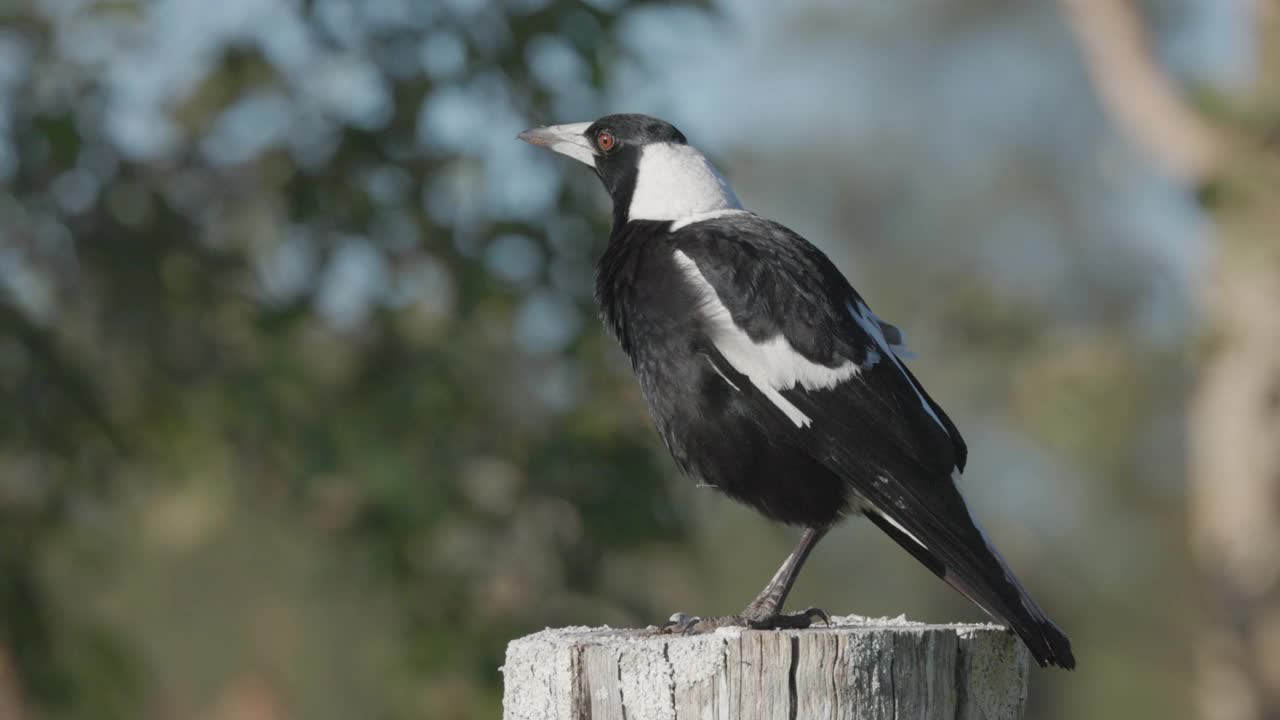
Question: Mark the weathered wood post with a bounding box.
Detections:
[501,615,1030,720]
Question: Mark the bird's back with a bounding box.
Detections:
[593,212,1074,668]
[594,218,853,526]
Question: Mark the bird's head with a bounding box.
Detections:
[519,113,741,227]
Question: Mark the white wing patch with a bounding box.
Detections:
[848,300,947,436]
[674,250,862,428]
[703,354,741,392]
[630,143,743,224]
[873,481,930,550]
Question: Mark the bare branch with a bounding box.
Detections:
[1056,0,1219,181]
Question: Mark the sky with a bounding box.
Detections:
[6,0,1248,345]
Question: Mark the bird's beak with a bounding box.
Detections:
[518,122,596,167]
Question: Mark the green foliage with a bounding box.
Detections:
[0,1,702,716]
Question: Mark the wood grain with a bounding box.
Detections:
[502,616,1030,720]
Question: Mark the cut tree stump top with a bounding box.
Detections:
[501,615,1031,720]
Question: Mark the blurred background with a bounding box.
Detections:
[0,0,1276,718]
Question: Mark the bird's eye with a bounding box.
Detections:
[597,130,616,152]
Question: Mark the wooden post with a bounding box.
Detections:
[502,615,1031,720]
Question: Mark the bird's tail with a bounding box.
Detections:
[866,507,1076,669]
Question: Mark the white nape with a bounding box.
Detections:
[848,300,946,435]
[671,208,751,232]
[629,143,743,224]
[674,250,862,429]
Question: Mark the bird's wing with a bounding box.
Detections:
[872,315,915,359]
[670,214,965,473]
[671,214,1072,668]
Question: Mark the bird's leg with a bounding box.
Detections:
[660,525,831,633]
[740,524,829,627]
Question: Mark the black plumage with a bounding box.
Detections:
[520,113,1075,669]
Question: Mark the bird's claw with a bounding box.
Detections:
[657,607,831,634]
[750,606,830,630]
[660,607,732,630]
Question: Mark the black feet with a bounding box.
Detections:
[658,607,830,634]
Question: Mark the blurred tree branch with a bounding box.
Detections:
[1059,1,1279,716]
[1056,0,1218,181]
[1189,5,1280,720]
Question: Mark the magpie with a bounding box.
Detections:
[519,113,1075,669]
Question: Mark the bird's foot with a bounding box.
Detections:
[657,607,830,634]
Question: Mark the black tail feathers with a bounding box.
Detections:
[866,510,1076,669]
[941,565,1076,669]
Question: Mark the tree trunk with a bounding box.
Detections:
[1190,9,1280,720]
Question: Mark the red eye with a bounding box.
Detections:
[597,130,615,152]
